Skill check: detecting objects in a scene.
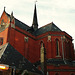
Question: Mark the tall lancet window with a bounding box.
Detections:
[40,41,44,63]
[0,38,3,46]
[56,39,60,56]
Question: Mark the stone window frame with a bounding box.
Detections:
[55,38,60,57]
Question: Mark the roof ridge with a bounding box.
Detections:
[6,12,30,27]
[15,18,30,27]
[51,22,62,31]
[38,22,53,29]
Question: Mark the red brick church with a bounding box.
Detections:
[0,3,75,75]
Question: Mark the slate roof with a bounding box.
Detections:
[6,12,30,31]
[15,18,30,31]
[34,59,75,67]
[6,12,62,36]
[0,43,43,75]
[47,59,75,66]
[33,22,62,36]
[47,59,65,65]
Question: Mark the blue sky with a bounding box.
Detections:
[0,0,75,49]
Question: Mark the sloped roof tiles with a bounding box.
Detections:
[0,43,42,75]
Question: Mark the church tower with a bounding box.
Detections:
[32,3,38,31]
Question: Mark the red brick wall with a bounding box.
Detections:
[0,28,9,45]
[0,11,10,45]
[8,26,75,62]
[0,11,74,63]
[0,11,10,24]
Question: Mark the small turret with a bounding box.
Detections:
[4,7,6,12]
[10,11,13,22]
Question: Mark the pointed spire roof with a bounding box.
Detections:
[10,11,13,21]
[32,3,38,31]
[4,7,6,12]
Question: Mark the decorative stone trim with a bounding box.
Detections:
[11,23,15,29]
[24,37,29,42]
[0,23,10,32]
[61,36,66,41]
[48,35,51,41]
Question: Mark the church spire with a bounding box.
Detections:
[32,2,38,31]
[4,7,6,12]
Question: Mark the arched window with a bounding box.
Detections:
[0,38,3,45]
[41,41,44,47]
[56,39,60,56]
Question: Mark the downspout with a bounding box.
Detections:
[61,36,66,64]
[40,42,47,75]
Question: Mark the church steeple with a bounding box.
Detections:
[4,7,6,12]
[32,2,38,31]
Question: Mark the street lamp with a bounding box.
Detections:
[0,64,9,70]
